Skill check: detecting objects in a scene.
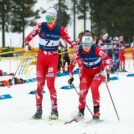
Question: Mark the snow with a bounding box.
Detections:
[0,59,134,134]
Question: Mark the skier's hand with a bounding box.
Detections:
[100,69,106,77]
[68,77,74,85]
[105,65,110,71]
[25,43,31,52]
[71,43,79,51]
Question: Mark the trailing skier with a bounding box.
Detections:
[119,36,127,72]
[69,33,111,122]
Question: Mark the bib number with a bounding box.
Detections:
[45,40,54,46]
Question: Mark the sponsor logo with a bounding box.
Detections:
[48,68,53,72]
[93,77,100,81]
[47,73,54,77]
[45,34,60,38]
[41,33,45,37]
[99,50,104,56]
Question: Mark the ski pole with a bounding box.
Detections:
[104,80,120,121]
[71,84,93,116]
[11,52,27,82]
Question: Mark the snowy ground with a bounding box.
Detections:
[0,59,134,134]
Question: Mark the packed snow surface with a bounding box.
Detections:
[0,59,134,134]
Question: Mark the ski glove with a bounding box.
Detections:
[100,69,106,77]
[105,65,110,71]
[25,43,31,51]
[68,77,74,85]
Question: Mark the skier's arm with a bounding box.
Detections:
[60,26,78,50]
[24,23,42,44]
[95,47,112,67]
[68,51,80,84]
[69,56,77,77]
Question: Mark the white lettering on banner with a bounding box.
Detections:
[48,68,53,72]
[99,50,104,56]
[39,37,59,47]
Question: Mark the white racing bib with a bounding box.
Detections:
[39,37,59,47]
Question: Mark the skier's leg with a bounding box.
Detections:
[91,73,104,119]
[78,68,92,111]
[36,53,47,110]
[33,53,47,119]
[47,54,59,111]
[47,54,59,120]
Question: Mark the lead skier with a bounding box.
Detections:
[71,33,111,121]
[24,8,77,120]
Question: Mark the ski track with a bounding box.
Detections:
[0,60,134,134]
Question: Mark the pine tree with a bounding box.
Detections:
[10,0,39,47]
[0,0,11,47]
[53,0,70,28]
[77,0,90,31]
[88,0,134,42]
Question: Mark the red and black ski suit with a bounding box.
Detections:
[75,45,111,110]
[25,22,77,111]
[119,40,126,70]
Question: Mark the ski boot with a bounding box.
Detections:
[49,110,58,121]
[32,109,42,120]
[123,68,127,72]
[74,109,84,122]
[93,106,100,120]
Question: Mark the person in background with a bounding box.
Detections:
[112,35,121,72]
[61,39,70,73]
[107,36,112,59]
[24,8,77,120]
[119,36,127,72]
[97,32,108,52]
[97,32,110,81]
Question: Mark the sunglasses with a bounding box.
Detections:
[46,16,54,21]
[82,43,92,47]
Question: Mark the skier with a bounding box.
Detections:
[71,33,111,121]
[58,39,65,72]
[58,38,70,73]
[119,36,127,72]
[112,35,120,72]
[97,32,108,52]
[97,32,110,81]
[107,35,112,59]
[24,8,77,120]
